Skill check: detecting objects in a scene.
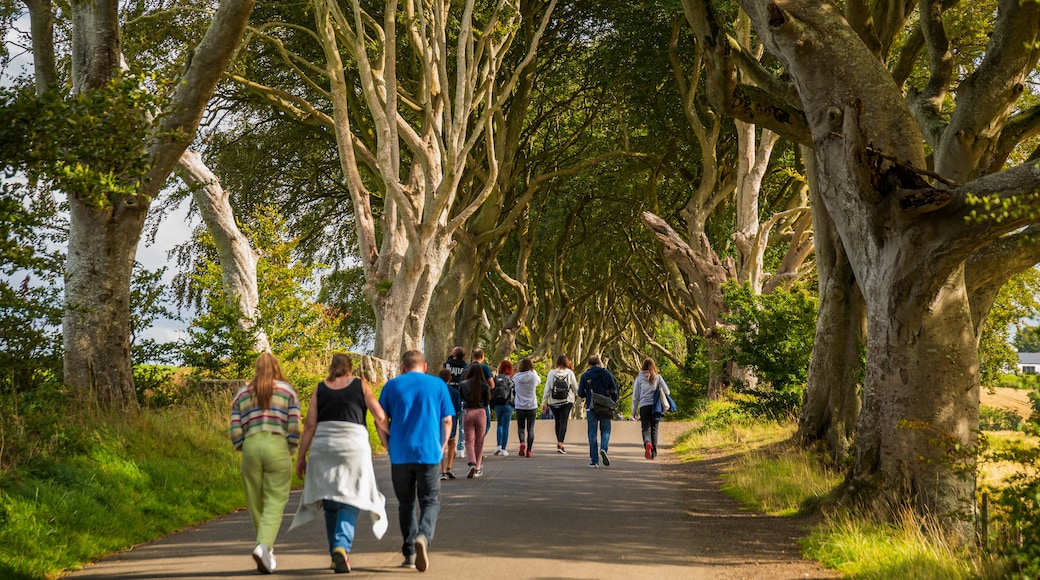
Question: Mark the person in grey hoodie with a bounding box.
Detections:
[576,355,618,468]
[631,357,671,460]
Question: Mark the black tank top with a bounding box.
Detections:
[315,378,367,425]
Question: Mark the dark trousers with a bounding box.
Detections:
[551,403,573,444]
[515,408,537,448]
[639,405,659,453]
[390,463,441,557]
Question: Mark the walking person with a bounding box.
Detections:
[437,369,462,480]
[467,348,494,438]
[459,363,490,477]
[444,347,468,459]
[577,355,619,468]
[631,358,672,460]
[512,357,541,458]
[540,355,579,454]
[378,350,455,572]
[228,352,301,574]
[491,359,516,456]
[290,354,389,573]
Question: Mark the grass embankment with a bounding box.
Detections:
[674,403,998,579]
[0,391,244,579]
[0,380,384,580]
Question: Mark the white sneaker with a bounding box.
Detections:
[252,543,276,574]
[500,449,509,457]
[493,447,501,455]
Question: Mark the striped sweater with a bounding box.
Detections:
[229,381,302,451]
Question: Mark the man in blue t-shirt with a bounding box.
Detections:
[378,350,455,572]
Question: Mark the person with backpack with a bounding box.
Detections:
[540,355,579,454]
[490,359,516,456]
[512,357,542,457]
[443,347,469,457]
[631,357,672,460]
[437,369,462,480]
[577,355,619,468]
[459,363,490,478]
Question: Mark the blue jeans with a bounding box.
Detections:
[322,499,360,553]
[586,409,612,464]
[493,405,514,449]
[390,463,441,557]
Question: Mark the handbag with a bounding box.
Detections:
[591,392,617,419]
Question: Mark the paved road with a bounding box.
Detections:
[65,420,833,579]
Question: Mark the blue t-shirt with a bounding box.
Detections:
[379,371,456,465]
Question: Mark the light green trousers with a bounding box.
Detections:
[241,431,292,547]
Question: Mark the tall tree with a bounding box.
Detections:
[231,0,556,364]
[2,0,257,407]
[687,0,1040,534]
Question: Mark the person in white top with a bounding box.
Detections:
[511,357,541,457]
[540,355,579,454]
[631,358,671,460]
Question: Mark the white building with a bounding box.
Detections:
[1017,352,1040,374]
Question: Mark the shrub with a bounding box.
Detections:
[979,404,1023,431]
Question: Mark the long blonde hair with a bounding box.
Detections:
[641,358,658,384]
[250,352,287,409]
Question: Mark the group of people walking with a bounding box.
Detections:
[227,348,670,574]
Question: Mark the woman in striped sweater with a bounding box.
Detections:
[229,352,301,574]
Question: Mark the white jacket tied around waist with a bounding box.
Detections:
[290,421,387,539]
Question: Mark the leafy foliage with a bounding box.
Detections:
[978,405,1023,431]
[720,282,818,418]
[177,207,349,378]
[0,75,166,208]
[1013,324,1040,354]
[0,184,65,397]
[980,268,1040,384]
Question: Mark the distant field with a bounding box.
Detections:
[980,386,1033,418]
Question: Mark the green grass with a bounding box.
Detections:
[675,400,997,579]
[0,392,244,579]
[802,510,995,579]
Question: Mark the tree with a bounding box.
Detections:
[177,207,347,378]
[1014,322,1040,354]
[1,0,259,408]
[686,0,1040,534]
[229,0,556,364]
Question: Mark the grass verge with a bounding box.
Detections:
[0,391,244,579]
[674,400,996,579]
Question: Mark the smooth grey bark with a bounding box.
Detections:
[798,152,862,461]
[176,150,270,353]
[733,0,1040,536]
[61,0,257,407]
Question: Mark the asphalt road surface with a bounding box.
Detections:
[65,419,835,579]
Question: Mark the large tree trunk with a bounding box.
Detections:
[425,233,480,362]
[57,0,256,407]
[798,149,862,460]
[63,198,148,407]
[177,150,270,352]
[849,271,980,524]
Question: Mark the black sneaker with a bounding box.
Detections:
[446,470,456,479]
[400,554,416,569]
[439,472,448,481]
[600,449,610,466]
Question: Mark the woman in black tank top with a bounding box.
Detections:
[294,354,389,573]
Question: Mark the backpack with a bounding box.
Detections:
[490,375,513,406]
[550,374,570,400]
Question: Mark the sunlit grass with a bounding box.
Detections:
[0,392,244,579]
[674,403,1000,579]
[803,509,998,579]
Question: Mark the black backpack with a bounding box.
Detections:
[550,374,570,400]
[490,375,513,406]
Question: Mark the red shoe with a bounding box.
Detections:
[645,442,653,459]
[525,450,532,458]
[519,443,526,457]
